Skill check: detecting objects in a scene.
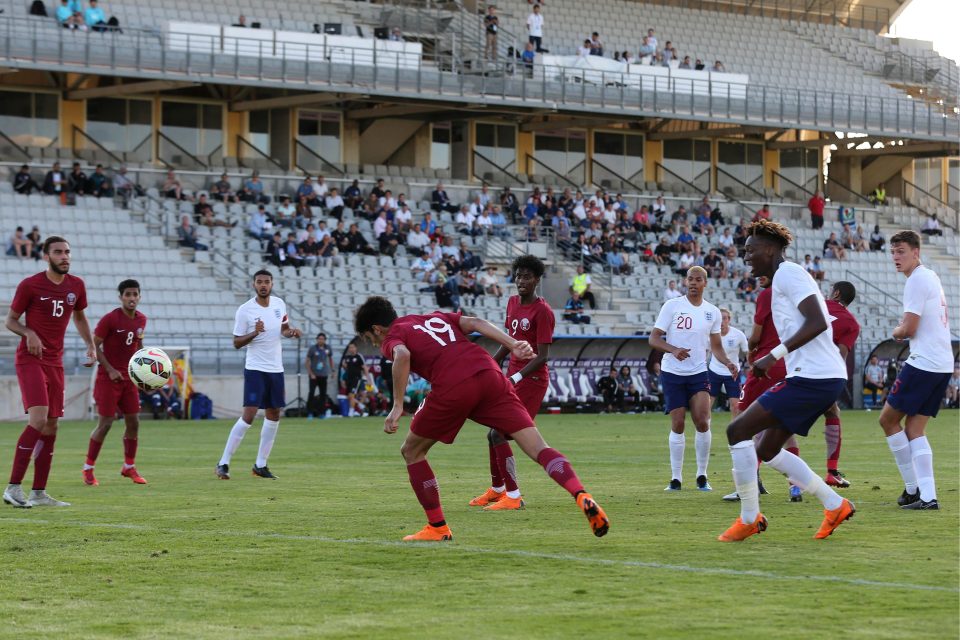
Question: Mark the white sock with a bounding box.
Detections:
[122,463,134,470]
[909,436,936,502]
[767,449,843,510]
[255,419,280,468]
[219,418,251,466]
[886,431,918,494]
[730,440,760,524]
[695,429,712,478]
[506,489,522,499]
[668,431,685,482]
[491,485,505,493]
[82,463,94,471]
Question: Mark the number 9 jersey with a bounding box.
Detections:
[11,272,88,366]
[94,308,148,380]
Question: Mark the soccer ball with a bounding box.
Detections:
[128,347,173,391]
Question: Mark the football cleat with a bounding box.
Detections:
[901,498,939,511]
[3,484,31,508]
[758,479,769,495]
[897,489,920,506]
[576,492,610,537]
[789,485,803,502]
[696,475,712,492]
[718,514,768,542]
[215,464,230,480]
[82,468,99,486]
[251,465,277,479]
[121,466,147,484]
[814,498,855,539]
[722,491,740,502]
[825,470,850,488]
[402,524,453,542]
[469,487,504,507]
[28,490,70,507]
[483,495,524,511]
[664,479,682,492]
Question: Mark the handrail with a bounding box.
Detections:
[525,153,579,189]
[772,169,816,199]
[843,269,903,315]
[129,132,153,163]
[901,178,958,231]
[157,131,208,169]
[590,158,644,192]
[237,135,286,172]
[472,148,522,185]
[903,178,953,211]
[294,139,345,176]
[824,176,872,207]
[0,128,31,161]
[716,166,766,200]
[71,125,124,166]
[655,162,708,196]
[205,143,223,168]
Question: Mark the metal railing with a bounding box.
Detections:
[0,15,955,142]
[0,128,30,162]
[525,153,580,189]
[772,170,817,200]
[641,0,892,31]
[157,131,208,170]
[71,126,124,166]
[590,158,644,193]
[902,178,958,231]
[715,167,766,201]
[824,176,873,207]
[472,149,522,186]
[294,139,344,176]
[236,135,287,172]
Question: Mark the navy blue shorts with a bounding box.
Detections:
[708,370,741,399]
[757,377,846,436]
[886,363,951,418]
[661,371,711,414]
[243,369,286,409]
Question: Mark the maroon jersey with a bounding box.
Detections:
[504,295,555,377]
[826,299,860,354]
[752,287,786,378]
[380,311,499,392]
[94,308,148,380]
[11,272,87,366]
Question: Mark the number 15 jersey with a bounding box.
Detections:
[653,295,721,376]
[11,271,88,366]
[381,310,500,392]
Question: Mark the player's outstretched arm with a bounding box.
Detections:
[459,314,534,360]
[752,294,826,377]
[72,308,96,367]
[709,333,738,376]
[385,344,410,434]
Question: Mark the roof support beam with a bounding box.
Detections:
[68,80,197,100]
[519,117,633,132]
[230,92,348,111]
[648,125,768,140]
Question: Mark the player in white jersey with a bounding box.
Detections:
[650,266,739,492]
[879,230,953,511]
[719,220,854,542]
[707,308,749,417]
[216,270,301,480]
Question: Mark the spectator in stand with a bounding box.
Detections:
[662,41,676,65]
[299,233,320,268]
[675,248,695,276]
[717,226,734,251]
[271,195,293,226]
[283,232,306,270]
[569,263,597,309]
[240,170,270,205]
[431,182,457,213]
[621,51,633,65]
[563,293,590,324]
[675,224,697,254]
[210,172,238,203]
[42,162,66,197]
[394,203,413,234]
[589,32,603,56]
[247,204,273,240]
[292,195,313,228]
[318,234,340,266]
[177,215,207,251]
[26,226,42,260]
[694,58,705,70]
[869,224,886,251]
[654,236,674,266]
[162,169,186,200]
[678,55,692,70]
[735,271,757,302]
[410,251,435,281]
[703,248,724,279]
[84,0,110,32]
[57,0,85,30]
[670,204,688,226]
[823,232,847,259]
[370,178,386,200]
[484,5,499,61]
[343,179,362,209]
[232,14,246,27]
[325,187,345,221]
[597,368,619,412]
[921,214,943,236]
[808,190,825,229]
[810,256,825,281]
[499,186,519,222]
[265,232,286,267]
[378,222,401,258]
[345,223,376,255]
[478,266,503,297]
[842,223,867,251]
[112,166,141,203]
[86,164,113,198]
[406,225,430,254]
[802,253,815,274]
[526,4,544,53]
[638,35,655,58]
[577,39,592,58]
[711,60,725,72]
[6,226,33,258]
[194,194,235,228]
[13,165,38,195]
[662,279,681,301]
[863,355,884,407]
[752,203,772,222]
[869,183,886,205]
[68,162,87,196]
[313,175,329,201]
[296,176,319,206]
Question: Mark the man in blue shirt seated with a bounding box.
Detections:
[57,0,85,30]
[564,293,591,324]
[85,0,108,32]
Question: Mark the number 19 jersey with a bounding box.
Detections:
[653,295,721,376]
[380,310,500,392]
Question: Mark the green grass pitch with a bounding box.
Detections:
[1,410,957,639]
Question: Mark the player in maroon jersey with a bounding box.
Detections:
[355,296,609,541]
[3,237,95,508]
[84,279,149,486]
[470,255,555,511]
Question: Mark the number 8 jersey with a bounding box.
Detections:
[94,307,148,381]
[653,295,721,376]
[11,271,88,366]
[380,310,501,391]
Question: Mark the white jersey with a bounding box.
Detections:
[233,296,288,373]
[771,262,846,379]
[654,296,721,375]
[902,265,953,373]
[708,326,748,376]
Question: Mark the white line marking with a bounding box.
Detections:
[2,517,955,593]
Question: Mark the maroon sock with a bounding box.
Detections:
[536,447,584,497]
[824,417,841,472]
[493,442,519,493]
[488,445,503,488]
[407,460,445,525]
[86,438,104,467]
[31,433,56,491]
[9,426,42,485]
[123,437,138,466]
[786,446,800,457]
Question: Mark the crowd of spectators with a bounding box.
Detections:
[44,0,120,32]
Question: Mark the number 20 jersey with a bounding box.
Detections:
[11,272,88,366]
[653,295,722,376]
[380,310,500,392]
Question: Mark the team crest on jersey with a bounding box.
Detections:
[274,308,282,319]
[705,311,714,321]
[520,318,531,331]
[66,292,77,306]
[136,327,144,338]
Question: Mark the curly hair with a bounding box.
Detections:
[354,296,398,336]
[746,219,793,248]
[511,254,545,279]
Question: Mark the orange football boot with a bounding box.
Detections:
[469,488,504,506]
[402,524,453,542]
[576,492,610,537]
[121,466,148,484]
[483,495,524,511]
[717,514,768,542]
[814,498,855,539]
[82,468,99,486]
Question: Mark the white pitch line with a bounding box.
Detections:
[2,517,957,593]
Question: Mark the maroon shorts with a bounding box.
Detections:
[738,369,786,412]
[411,368,535,444]
[16,361,65,418]
[94,375,141,417]
[514,374,549,419]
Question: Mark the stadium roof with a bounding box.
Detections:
[653,0,910,32]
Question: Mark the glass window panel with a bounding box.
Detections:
[248,110,270,157]
[319,114,341,162]
[431,124,450,170]
[496,124,515,149]
[475,123,495,148]
[200,105,223,156]
[594,132,624,156]
[162,102,199,155]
